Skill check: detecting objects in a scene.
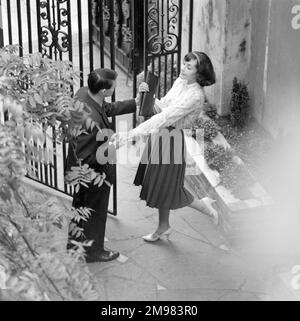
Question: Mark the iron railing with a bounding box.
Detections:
[0,0,194,216]
[0,0,119,215]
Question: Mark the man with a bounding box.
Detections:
[65,68,143,263]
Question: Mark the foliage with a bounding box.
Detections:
[190,115,258,200]
[193,117,219,141]
[218,117,273,177]
[203,100,218,120]
[204,143,234,172]
[0,46,104,301]
[65,164,112,194]
[230,77,250,128]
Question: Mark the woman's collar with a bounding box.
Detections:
[178,77,199,88]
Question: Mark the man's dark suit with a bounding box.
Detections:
[66,87,136,259]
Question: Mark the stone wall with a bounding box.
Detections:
[182,0,252,116]
[182,0,226,114]
[250,0,300,138]
[183,0,300,138]
[222,0,252,115]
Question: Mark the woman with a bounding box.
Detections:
[112,52,219,242]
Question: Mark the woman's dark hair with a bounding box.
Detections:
[184,51,216,87]
[88,71,114,95]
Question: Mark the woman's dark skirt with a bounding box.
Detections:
[134,127,194,210]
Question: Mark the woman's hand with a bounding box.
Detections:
[139,82,149,93]
[109,132,129,150]
[135,82,149,107]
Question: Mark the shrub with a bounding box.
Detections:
[0,45,105,301]
[230,77,250,128]
[204,143,234,172]
[193,117,219,141]
[203,101,218,120]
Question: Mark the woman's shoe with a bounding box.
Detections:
[142,228,172,242]
[202,197,219,225]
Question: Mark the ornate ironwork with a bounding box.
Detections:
[147,0,180,56]
[38,0,72,59]
[120,0,132,54]
[93,0,133,54]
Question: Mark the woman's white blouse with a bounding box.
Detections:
[131,77,205,137]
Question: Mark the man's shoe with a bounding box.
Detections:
[86,250,120,263]
[99,250,120,262]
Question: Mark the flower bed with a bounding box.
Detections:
[184,115,274,244]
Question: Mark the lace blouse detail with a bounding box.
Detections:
[132,77,205,137]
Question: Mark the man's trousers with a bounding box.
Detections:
[68,183,111,258]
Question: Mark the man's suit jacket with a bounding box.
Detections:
[65,87,136,184]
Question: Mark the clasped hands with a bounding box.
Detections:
[109,132,130,150]
[110,82,149,149]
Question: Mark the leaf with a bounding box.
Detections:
[86,117,92,130]
[98,177,104,187]
[93,175,101,186]
[90,121,95,131]
[96,130,105,142]
[6,276,18,289]
[75,185,80,194]
[43,83,48,93]
[104,180,112,188]
[74,100,81,110]
[80,182,89,188]
[34,93,43,105]
[29,96,36,109]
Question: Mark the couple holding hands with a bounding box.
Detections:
[66,51,219,263]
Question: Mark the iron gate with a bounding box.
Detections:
[142,0,183,98]
[1,0,119,215]
[1,0,190,215]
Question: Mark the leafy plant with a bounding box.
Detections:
[0,45,105,301]
[204,143,234,172]
[230,77,250,128]
[193,117,219,141]
[203,101,218,120]
[218,117,273,179]
[65,163,111,194]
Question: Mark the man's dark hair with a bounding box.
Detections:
[87,68,118,94]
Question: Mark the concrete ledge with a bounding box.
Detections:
[184,126,274,244]
[21,176,72,206]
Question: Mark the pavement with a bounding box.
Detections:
[82,50,300,302]
[88,155,268,301]
[21,149,300,301]
[8,36,300,301]
[34,46,299,301]
[81,144,300,301]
